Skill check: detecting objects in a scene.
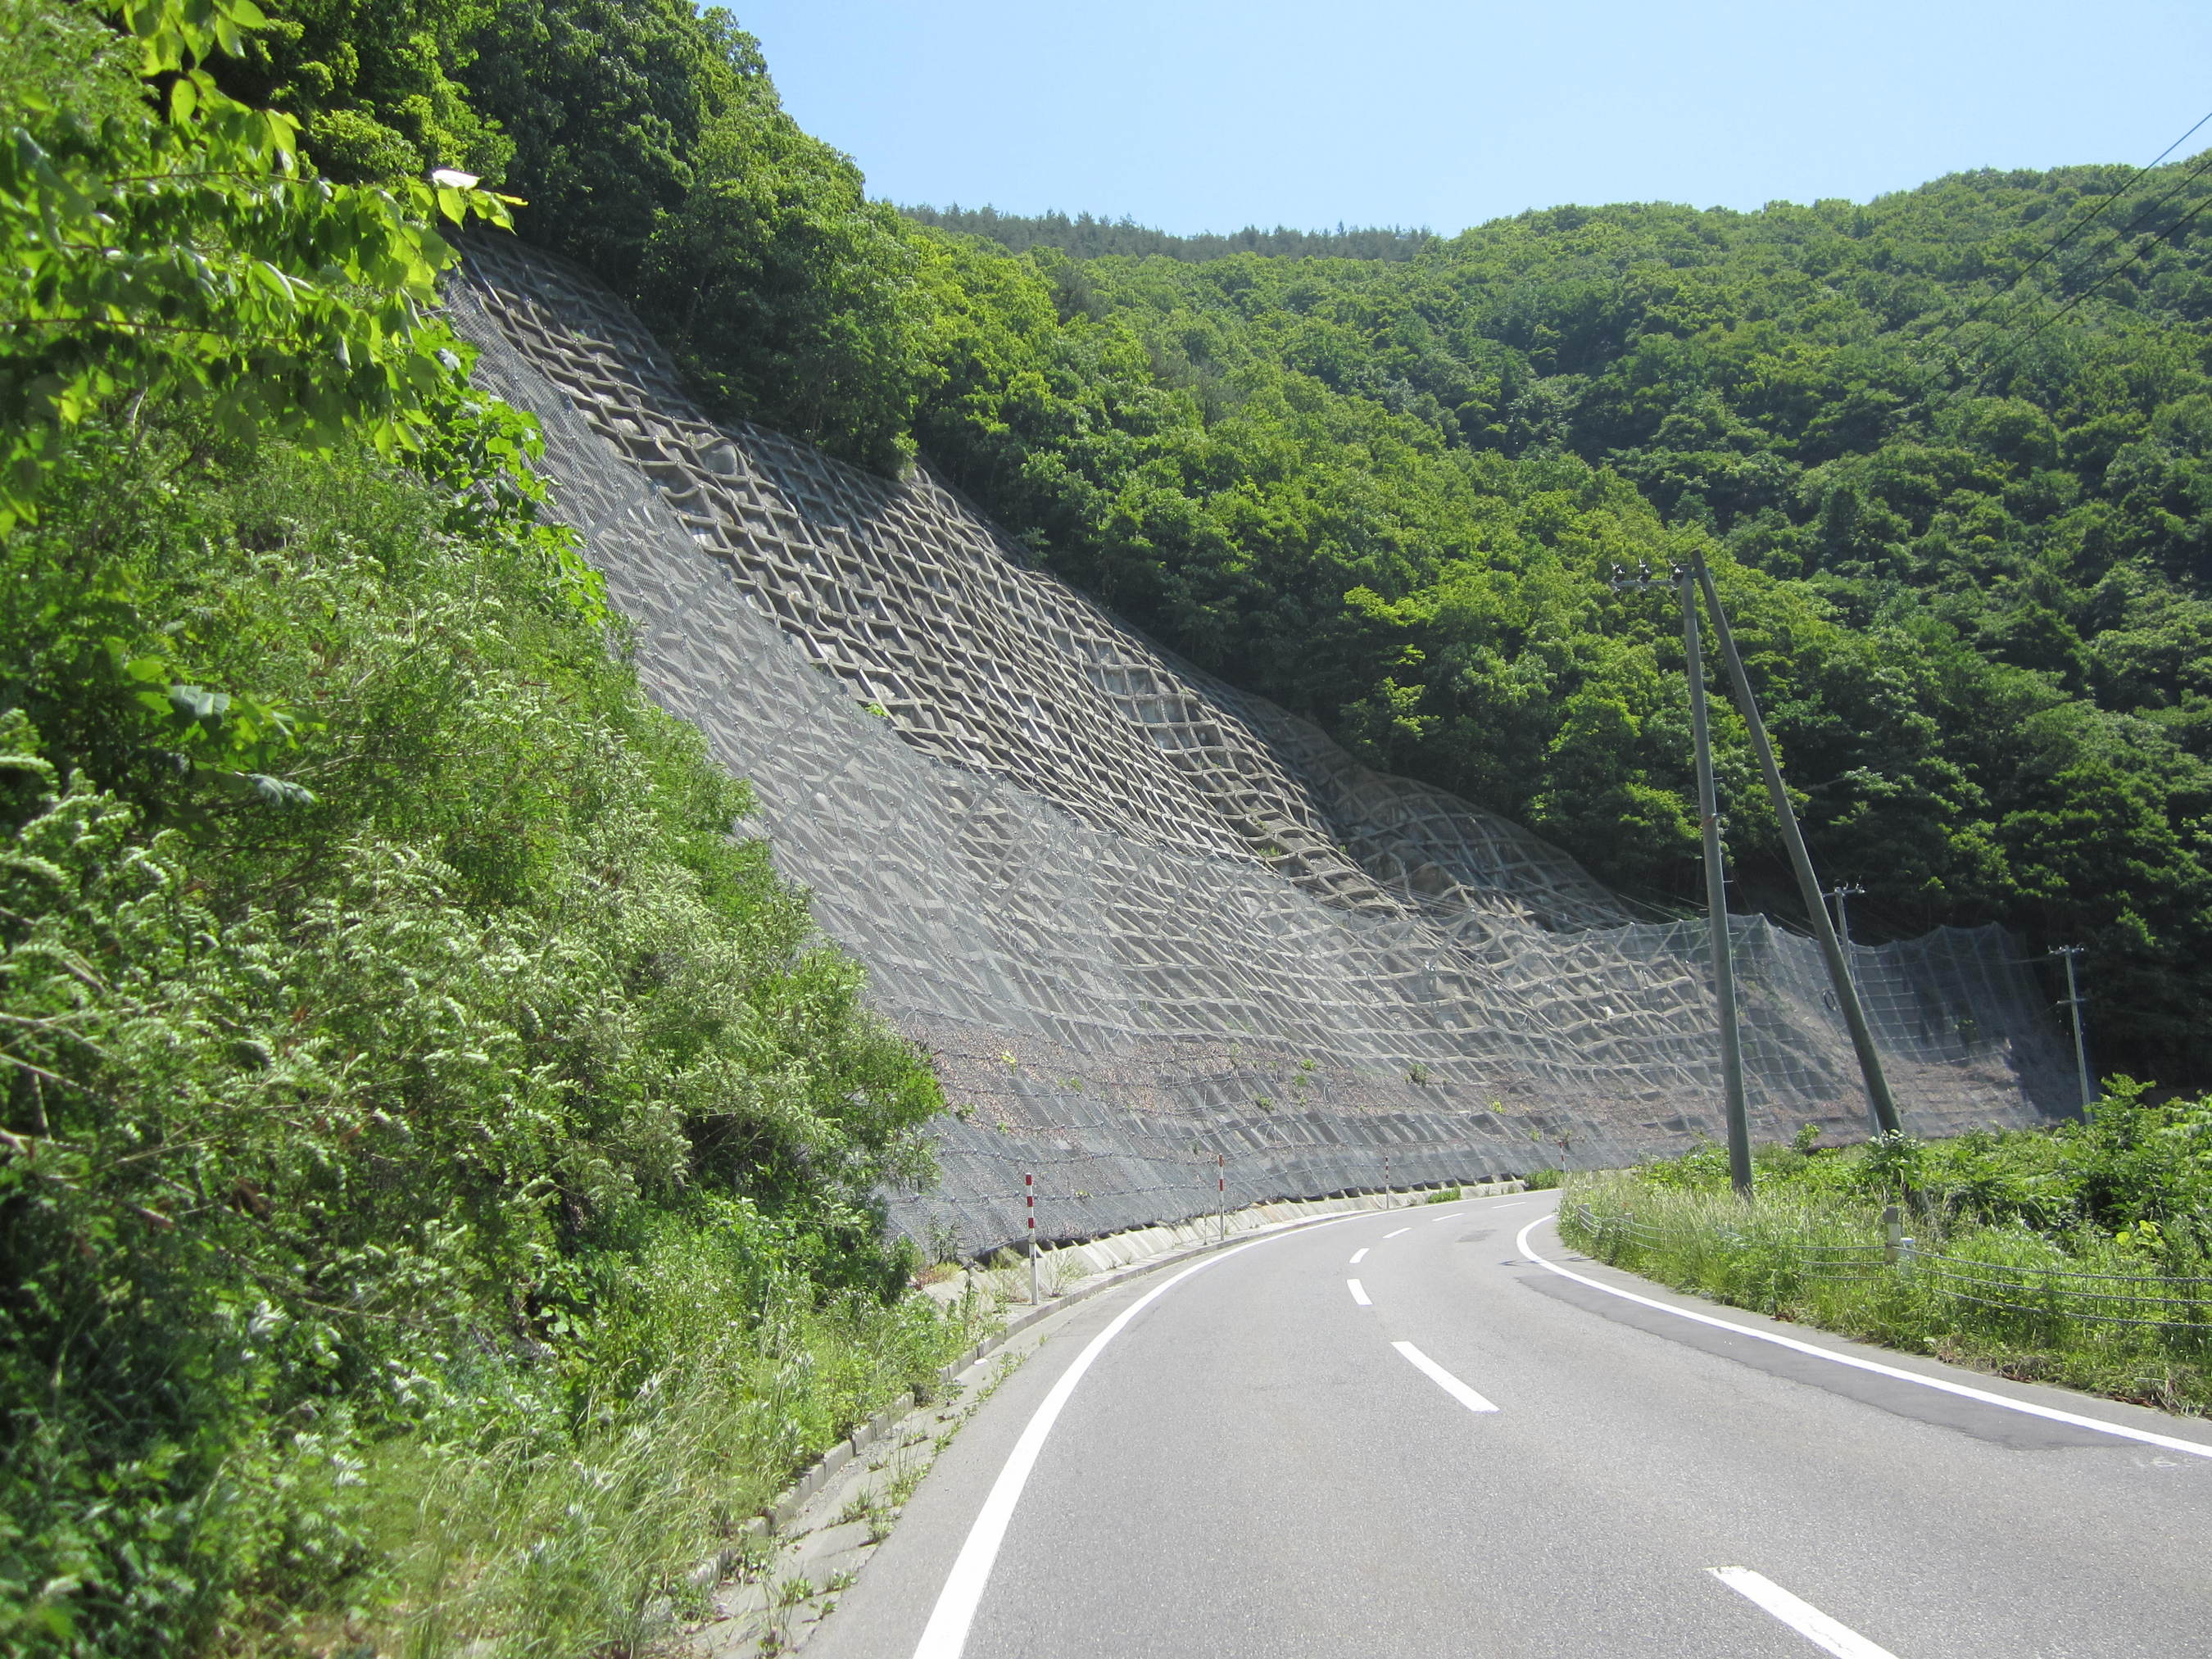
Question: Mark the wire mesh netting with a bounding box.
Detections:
[443,236,2082,1258]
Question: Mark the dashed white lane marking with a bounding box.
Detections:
[1348,1278,1372,1307]
[1384,1226,1411,1239]
[1349,1248,1369,1264]
[1515,1215,2212,1462]
[1708,1568,1901,1658]
[910,1214,1362,1659]
[1392,1341,1498,1413]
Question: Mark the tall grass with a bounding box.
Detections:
[1562,1171,2212,1415]
[360,1228,976,1659]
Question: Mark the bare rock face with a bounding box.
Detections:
[446,235,2075,1255]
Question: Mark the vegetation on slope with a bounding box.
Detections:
[2,5,960,1653]
[900,205,1438,264]
[220,0,2212,1083]
[1562,1083,2212,1412]
[899,190,2212,1085]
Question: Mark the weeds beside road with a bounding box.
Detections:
[1561,1086,2212,1416]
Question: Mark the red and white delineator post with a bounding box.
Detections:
[1217,1154,1226,1244]
[1026,1172,1037,1305]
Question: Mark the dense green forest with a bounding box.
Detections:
[909,185,2212,1092]
[204,0,2212,1085]
[900,205,1438,263]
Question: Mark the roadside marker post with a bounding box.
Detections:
[1217,1154,1226,1245]
[1026,1172,1037,1306]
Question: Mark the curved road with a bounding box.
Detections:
[811,1192,2212,1658]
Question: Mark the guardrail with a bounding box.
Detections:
[1562,1202,2212,1339]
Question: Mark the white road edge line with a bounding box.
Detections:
[1514,1215,2212,1461]
[1392,1340,1499,1413]
[1384,1226,1411,1238]
[1708,1567,1901,1659]
[910,1213,1359,1659]
[1349,1248,1368,1264]
[1348,1277,1372,1306]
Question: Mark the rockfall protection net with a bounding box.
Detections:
[445,236,2081,1258]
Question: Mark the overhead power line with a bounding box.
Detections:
[1971,183,2212,387]
[1920,107,2212,370]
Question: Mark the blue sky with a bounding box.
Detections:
[735,0,2212,236]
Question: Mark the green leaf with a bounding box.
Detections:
[167,684,229,723]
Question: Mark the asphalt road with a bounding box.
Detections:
[809,1192,2212,1659]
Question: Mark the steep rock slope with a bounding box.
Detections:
[447,236,2074,1254]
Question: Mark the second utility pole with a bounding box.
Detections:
[1691,551,1904,1138]
[1616,559,1751,1198]
[1679,564,1752,1199]
[2052,945,2094,1111]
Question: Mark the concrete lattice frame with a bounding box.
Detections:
[446,235,2078,1257]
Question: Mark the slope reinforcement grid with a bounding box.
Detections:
[446,236,2079,1258]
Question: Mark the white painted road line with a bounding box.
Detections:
[1708,1568,1901,1659]
[1348,1278,1372,1307]
[1515,1216,2212,1462]
[1392,1341,1498,1413]
[1349,1248,1368,1264]
[1384,1226,1411,1239]
[910,1216,1360,1659]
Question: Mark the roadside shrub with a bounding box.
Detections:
[0,424,957,1656]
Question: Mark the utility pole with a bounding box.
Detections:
[2052,945,2094,1111]
[1614,561,1751,1197]
[1826,882,1865,982]
[1689,551,1904,1139]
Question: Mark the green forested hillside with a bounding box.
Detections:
[901,180,2212,1091]
[197,0,2212,1081]
[900,205,1438,263]
[219,0,2212,1081]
